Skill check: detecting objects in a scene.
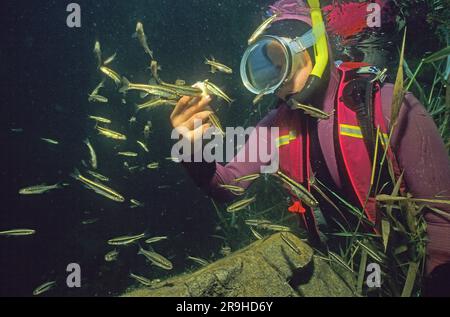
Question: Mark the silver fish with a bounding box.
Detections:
[84,138,97,169]
[138,247,173,270]
[135,22,154,58]
[107,233,146,246]
[19,183,67,195]
[33,281,56,296]
[187,256,209,267]
[0,229,36,236]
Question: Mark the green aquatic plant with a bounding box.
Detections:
[404,45,450,151]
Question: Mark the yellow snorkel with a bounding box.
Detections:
[287,0,329,106]
[240,0,329,100]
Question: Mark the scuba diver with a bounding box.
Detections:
[170,0,450,295]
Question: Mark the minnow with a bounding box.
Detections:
[40,138,59,145]
[160,83,202,97]
[130,273,153,287]
[84,138,97,169]
[93,40,102,68]
[276,171,319,208]
[138,247,173,270]
[103,52,117,65]
[165,157,182,163]
[248,13,279,45]
[280,233,302,255]
[234,174,261,183]
[88,116,111,124]
[290,100,333,120]
[146,162,160,170]
[288,184,319,208]
[250,227,263,240]
[88,94,108,103]
[117,152,138,157]
[33,281,56,296]
[219,184,246,194]
[329,251,354,273]
[150,60,162,84]
[81,218,99,225]
[19,183,67,195]
[245,219,271,227]
[355,240,383,263]
[260,224,291,232]
[145,236,168,244]
[90,79,105,96]
[220,246,231,256]
[96,126,127,141]
[130,199,145,208]
[226,196,256,213]
[119,77,179,99]
[86,170,109,182]
[208,113,225,136]
[253,86,272,105]
[137,98,177,112]
[100,66,122,86]
[204,80,233,104]
[135,22,154,58]
[0,229,36,236]
[205,56,233,74]
[253,92,265,105]
[137,140,149,153]
[187,256,210,267]
[107,233,146,246]
[104,250,119,262]
[71,169,125,203]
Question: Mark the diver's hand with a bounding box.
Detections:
[170,95,213,143]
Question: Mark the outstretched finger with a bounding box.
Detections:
[181,110,214,130]
[183,95,212,119]
[171,96,193,119]
[187,123,212,144]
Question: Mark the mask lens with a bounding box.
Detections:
[244,38,288,92]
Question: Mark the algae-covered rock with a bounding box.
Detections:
[122,233,355,297]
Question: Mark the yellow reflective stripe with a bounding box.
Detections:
[276,131,298,148]
[340,124,363,139]
[340,124,390,142]
[276,136,291,148]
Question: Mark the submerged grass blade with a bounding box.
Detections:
[423,46,450,64]
[381,218,391,252]
[357,249,368,295]
[391,28,407,128]
[371,126,381,186]
[401,262,419,297]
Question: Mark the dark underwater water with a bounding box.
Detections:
[0,0,442,297]
[1,0,277,297]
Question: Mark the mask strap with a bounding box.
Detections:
[291,21,325,54]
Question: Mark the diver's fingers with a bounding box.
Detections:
[183,95,212,120]
[171,96,193,122]
[181,110,214,131]
[187,123,212,143]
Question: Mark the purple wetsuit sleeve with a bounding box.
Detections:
[382,85,450,274]
[182,109,278,203]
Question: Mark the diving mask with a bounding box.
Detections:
[240,23,325,96]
